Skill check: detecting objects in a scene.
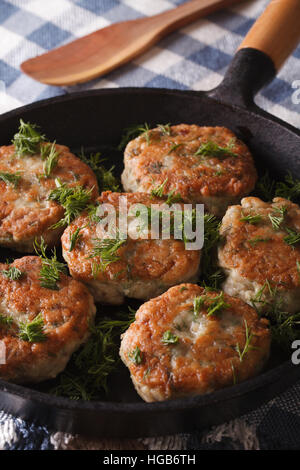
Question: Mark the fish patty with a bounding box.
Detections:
[0,143,98,252]
[0,256,96,384]
[120,284,270,402]
[61,191,201,304]
[121,124,257,217]
[218,197,300,314]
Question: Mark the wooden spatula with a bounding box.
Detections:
[21,0,243,86]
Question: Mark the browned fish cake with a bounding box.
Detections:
[0,256,96,384]
[121,124,257,217]
[218,197,300,313]
[120,284,270,402]
[0,143,98,252]
[61,191,201,304]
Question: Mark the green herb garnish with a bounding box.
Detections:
[240,212,262,225]
[128,346,143,365]
[19,313,46,343]
[248,237,271,246]
[297,260,300,283]
[117,123,145,150]
[168,143,183,154]
[49,178,93,228]
[51,308,135,399]
[275,172,300,201]
[162,330,179,345]
[157,123,171,136]
[12,119,45,157]
[34,238,66,290]
[194,140,238,159]
[235,320,258,362]
[193,291,230,317]
[138,123,151,145]
[206,291,231,316]
[0,171,21,188]
[283,228,300,246]
[151,178,168,198]
[201,214,223,288]
[166,190,183,206]
[2,266,23,280]
[193,296,205,316]
[79,150,120,192]
[0,314,13,328]
[41,142,60,177]
[88,236,126,273]
[268,206,287,230]
[69,227,83,252]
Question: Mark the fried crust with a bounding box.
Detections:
[218,197,300,289]
[121,124,257,207]
[120,284,270,402]
[61,192,201,303]
[0,144,98,251]
[0,256,96,383]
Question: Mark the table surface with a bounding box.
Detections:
[0,0,300,450]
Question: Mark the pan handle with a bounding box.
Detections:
[208,0,300,107]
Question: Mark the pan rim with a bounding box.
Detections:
[0,360,298,414]
[0,86,299,138]
[0,88,299,429]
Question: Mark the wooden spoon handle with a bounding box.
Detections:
[239,0,300,70]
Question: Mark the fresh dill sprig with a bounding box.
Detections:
[250,279,300,352]
[168,143,183,155]
[41,142,60,177]
[275,172,300,201]
[251,279,275,309]
[194,140,238,159]
[193,296,205,316]
[1,266,23,280]
[12,119,46,157]
[271,312,300,351]
[34,238,67,290]
[18,313,47,343]
[128,346,143,365]
[283,228,300,246]
[240,212,262,225]
[88,236,126,273]
[0,171,21,188]
[201,214,223,288]
[166,190,183,206]
[254,172,300,203]
[268,205,287,230]
[193,291,230,317]
[151,178,168,198]
[49,178,93,228]
[162,330,179,345]
[254,172,275,201]
[235,320,258,362]
[51,308,135,399]
[117,123,145,151]
[69,227,83,252]
[0,314,13,328]
[79,150,120,192]
[157,123,171,136]
[248,237,271,246]
[297,260,300,283]
[206,291,231,316]
[138,123,151,145]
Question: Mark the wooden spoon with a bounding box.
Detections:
[21,0,243,86]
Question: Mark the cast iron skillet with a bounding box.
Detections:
[0,0,300,438]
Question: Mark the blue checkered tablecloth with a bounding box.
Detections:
[0,0,300,451]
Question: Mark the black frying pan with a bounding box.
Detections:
[0,0,300,439]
